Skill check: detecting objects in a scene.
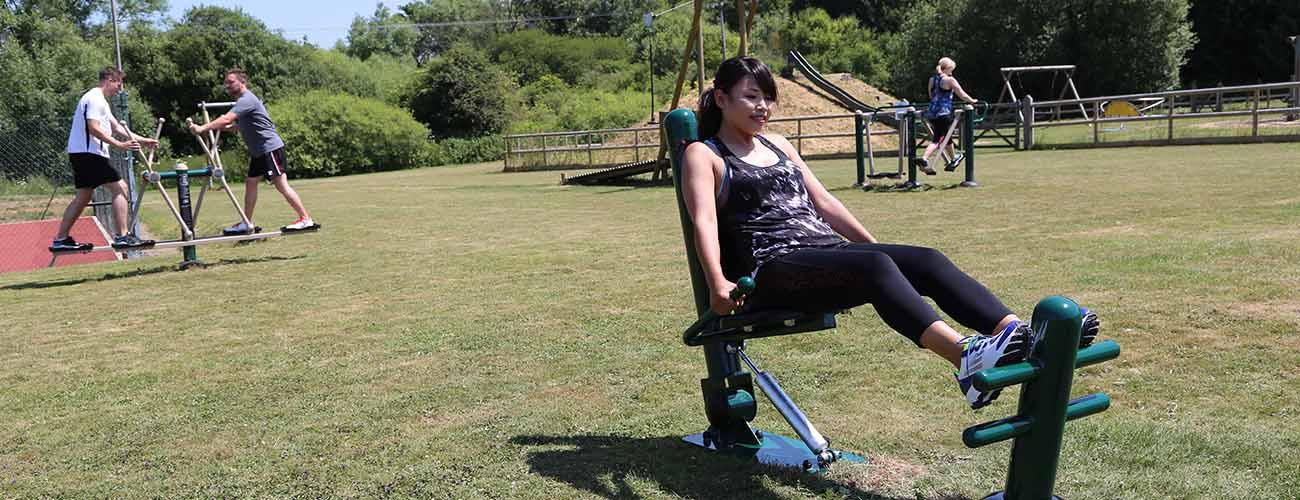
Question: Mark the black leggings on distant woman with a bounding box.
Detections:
[748,243,1012,346]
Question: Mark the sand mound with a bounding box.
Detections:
[649,72,902,156]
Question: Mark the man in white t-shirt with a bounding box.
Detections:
[50,67,159,252]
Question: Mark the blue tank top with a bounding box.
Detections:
[704,135,845,280]
[926,73,954,118]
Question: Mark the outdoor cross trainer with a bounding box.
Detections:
[47,126,319,268]
[853,102,982,191]
[50,68,321,268]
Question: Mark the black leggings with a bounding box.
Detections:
[748,243,1012,346]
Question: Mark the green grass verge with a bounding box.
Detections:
[2,144,1298,498]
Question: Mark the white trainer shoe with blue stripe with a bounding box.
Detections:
[955,320,1031,410]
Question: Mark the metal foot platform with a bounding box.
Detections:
[683,431,866,473]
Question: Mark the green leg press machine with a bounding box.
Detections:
[665,107,1120,497]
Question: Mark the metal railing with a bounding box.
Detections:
[502,112,899,171]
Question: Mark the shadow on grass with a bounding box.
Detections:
[1,255,304,290]
[511,434,952,500]
[587,178,674,193]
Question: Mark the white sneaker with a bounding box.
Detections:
[224,221,252,235]
[955,321,1030,409]
[282,217,316,231]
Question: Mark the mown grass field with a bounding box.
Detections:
[2,142,1298,498]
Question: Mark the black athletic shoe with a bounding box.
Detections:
[944,152,966,171]
[49,236,92,252]
[914,158,937,175]
[223,221,254,236]
[111,234,155,249]
[1079,307,1100,348]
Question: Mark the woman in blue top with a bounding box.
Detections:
[918,57,978,174]
[681,57,1089,410]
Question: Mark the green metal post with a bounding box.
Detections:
[112,91,140,237]
[960,296,1121,499]
[961,106,978,187]
[900,110,921,190]
[174,165,201,268]
[1003,296,1083,499]
[853,111,865,187]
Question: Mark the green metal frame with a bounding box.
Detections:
[963,296,1121,500]
[172,166,201,266]
[666,109,1117,488]
[853,106,978,190]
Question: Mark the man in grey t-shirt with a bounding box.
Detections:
[189,68,316,234]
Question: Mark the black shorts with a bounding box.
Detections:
[248,147,288,179]
[927,115,956,141]
[69,153,121,189]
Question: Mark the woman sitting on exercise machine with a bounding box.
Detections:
[680,56,1066,410]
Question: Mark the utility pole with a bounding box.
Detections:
[718,2,726,59]
[646,12,656,123]
[110,0,122,69]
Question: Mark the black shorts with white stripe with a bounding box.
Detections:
[248,147,288,179]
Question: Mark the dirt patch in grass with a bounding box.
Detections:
[1228,301,1300,325]
[0,195,67,223]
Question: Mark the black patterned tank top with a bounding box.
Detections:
[705,135,845,280]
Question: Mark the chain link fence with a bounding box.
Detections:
[0,93,136,236]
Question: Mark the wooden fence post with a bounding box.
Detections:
[1252,89,1261,137]
[1022,95,1035,150]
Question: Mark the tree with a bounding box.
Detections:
[1182,0,1300,86]
[887,0,1194,101]
[509,0,654,36]
[398,0,513,64]
[342,3,419,62]
[2,0,166,34]
[790,0,908,33]
[781,7,888,85]
[405,44,515,138]
[0,7,112,181]
[490,29,632,86]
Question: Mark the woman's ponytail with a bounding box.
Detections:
[698,86,722,139]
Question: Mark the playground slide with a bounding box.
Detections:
[787,50,900,128]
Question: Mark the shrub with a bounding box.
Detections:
[491,29,634,87]
[405,44,515,139]
[268,90,435,177]
[434,135,505,165]
[781,8,889,85]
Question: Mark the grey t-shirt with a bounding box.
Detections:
[231,90,284,157]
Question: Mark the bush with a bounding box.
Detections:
[289,51,419,107]
[267,90,436,177]
[434,135,506,165]
[512,78,650,133]
[781,8,888,85]
[491,29,634,87]
[405,44,516,139]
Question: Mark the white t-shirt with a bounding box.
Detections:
[66,87,115,158]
